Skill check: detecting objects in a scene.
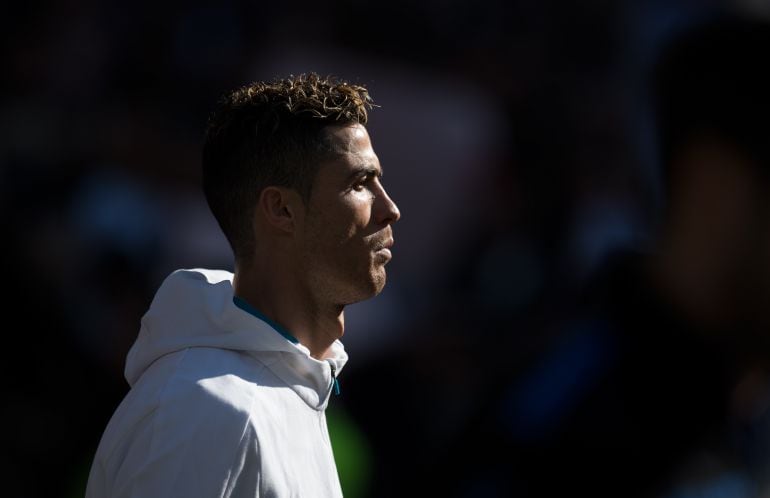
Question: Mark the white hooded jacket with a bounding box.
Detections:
[85,268,348,498]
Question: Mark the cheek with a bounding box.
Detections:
[307,203,361,248]
[305,191,374,250]
[338,194,373,238]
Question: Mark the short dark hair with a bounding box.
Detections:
[652,14,770,183]
[202,73,374,259]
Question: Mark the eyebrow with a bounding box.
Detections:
[346,164,383,181]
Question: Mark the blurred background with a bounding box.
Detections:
[4,0,770,496]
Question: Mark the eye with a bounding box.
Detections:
[351,174,374,191]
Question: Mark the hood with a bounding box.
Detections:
[125,268,348,410]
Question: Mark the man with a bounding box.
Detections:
[85,73,400,497]
[424,13,770,498]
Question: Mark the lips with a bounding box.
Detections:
[373,238,394,260]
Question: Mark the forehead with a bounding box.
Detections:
[319,124,380,171]
[322,123,374,154]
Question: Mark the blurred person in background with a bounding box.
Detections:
[427,12,770,498]
[85,73,400,498]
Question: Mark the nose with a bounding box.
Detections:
[375,184,401,226]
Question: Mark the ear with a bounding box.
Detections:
[257,186,305,234]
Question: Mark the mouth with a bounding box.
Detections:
[374,238,394,260]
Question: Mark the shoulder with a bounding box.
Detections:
[92,348,273,498]
[156,347,277,418]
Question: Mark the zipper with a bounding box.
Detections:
[329,362,341,396]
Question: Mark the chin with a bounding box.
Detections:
[346,271,387,304]
[358,277,386,301]
[370,268,388,294]
[371,277,387,297]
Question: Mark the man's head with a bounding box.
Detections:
[649,15,770,329]
[202,74,400,304]
[653,14,770,199]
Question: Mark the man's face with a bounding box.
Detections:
[298,123,400,305]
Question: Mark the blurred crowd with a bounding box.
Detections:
[4,0,770,497]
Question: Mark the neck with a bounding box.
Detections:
[233,251,345,360]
